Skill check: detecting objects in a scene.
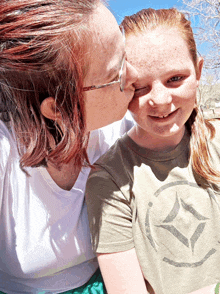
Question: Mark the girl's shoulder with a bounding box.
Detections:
[208,119,220,154]
[209,118,220,126]
[209,118,220,137]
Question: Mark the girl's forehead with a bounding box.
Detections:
[125,27,195,77]
[126,28,188,61]
[126,27,184,45]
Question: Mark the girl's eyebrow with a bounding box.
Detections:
[165,68,190,73]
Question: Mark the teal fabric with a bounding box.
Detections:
[0,268,106,294]
[60,268,106,294]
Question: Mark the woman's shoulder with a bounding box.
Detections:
[88,111,135,164]
[0,120,17,162]
[0,119,13,143]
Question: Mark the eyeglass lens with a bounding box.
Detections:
[120,58,127,92]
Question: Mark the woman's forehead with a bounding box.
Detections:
[84,3,125,84]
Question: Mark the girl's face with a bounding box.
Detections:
[126,27,203,150]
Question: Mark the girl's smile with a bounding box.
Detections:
[126,26,203,150]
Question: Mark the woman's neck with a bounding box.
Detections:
[46,161,81,191]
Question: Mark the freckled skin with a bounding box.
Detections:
[126,27,203,151]
[83,4,137,132]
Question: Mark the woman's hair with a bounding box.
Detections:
[121,8,220,185]
[0,0,99,170]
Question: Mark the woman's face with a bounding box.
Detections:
[126,27,203,149]
[83,3,138,132]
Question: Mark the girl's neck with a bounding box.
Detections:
[128,125,186,152]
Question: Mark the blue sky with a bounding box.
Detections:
[108,0,183,24]
[108,0,208,57]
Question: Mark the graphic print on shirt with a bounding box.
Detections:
[144,181,219,268]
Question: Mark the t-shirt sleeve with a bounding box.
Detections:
[97,111,135,157]
[0,121,13,206]
[86,165,134,254]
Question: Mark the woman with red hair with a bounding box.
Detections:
[0,0,137,292]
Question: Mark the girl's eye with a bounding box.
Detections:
[133,86,151,98]
[168,76,184,83]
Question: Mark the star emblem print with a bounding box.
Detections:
[145,181,217,268]
[157,195,208,253]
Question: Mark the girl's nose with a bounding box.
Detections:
[148,82,172,106]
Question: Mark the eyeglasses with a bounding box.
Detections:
[83,53,127,92]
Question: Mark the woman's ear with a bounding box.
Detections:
[196,57,204,86]
[40,97,62,121]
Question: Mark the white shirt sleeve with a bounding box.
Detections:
[87,111,135,164]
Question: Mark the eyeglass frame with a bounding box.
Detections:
[83,28,126,93]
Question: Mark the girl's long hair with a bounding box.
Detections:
[121,8,220,185]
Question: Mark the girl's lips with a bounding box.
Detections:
[157,114,169,118]
[149,109,178,121]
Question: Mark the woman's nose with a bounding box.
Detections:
[124,61,138,89]
[148,82,172,106]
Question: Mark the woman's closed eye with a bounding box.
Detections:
[133,86,151,98]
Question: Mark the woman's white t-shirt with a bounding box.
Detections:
[0,113,134,293]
